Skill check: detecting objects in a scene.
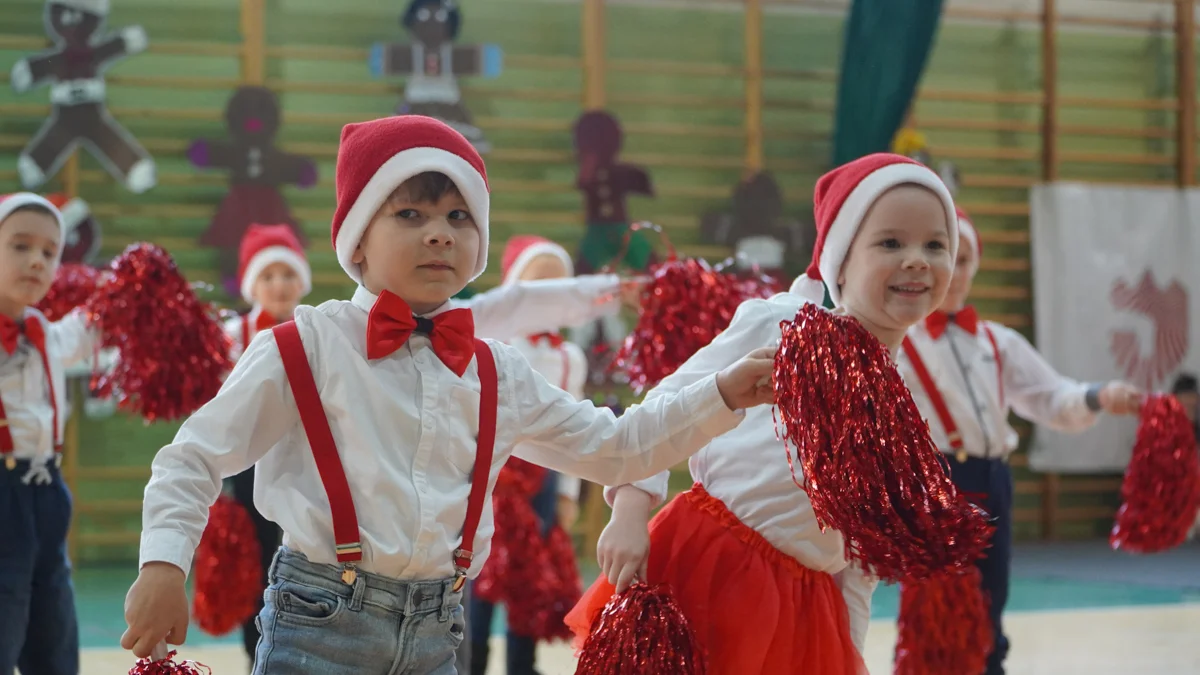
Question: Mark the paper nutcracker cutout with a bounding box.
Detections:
[699,172,810,286]
[9,0,155,194]
[188,86,317,296]
[369,0,503,153]
[44,193,102,264]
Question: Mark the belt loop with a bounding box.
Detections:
[266,548,284,584]
[439,580,454,622]
[348,574,366,612]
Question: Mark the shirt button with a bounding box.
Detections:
[423,418,434,429]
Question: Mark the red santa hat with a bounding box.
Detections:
[0,192,66,261]
[238,224,312,304]
[330,116,490,285]
[789,153,958,306]
[501,235,574,285]
[955,206,983,275]
[43,193,89,234]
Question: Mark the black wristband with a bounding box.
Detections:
[1085,384,1104,412]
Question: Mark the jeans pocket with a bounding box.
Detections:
[448,604,465,644]
[273,582,345,627]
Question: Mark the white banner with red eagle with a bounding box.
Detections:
[1029,183,1194,472]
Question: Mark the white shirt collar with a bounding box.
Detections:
[350,286,454,318]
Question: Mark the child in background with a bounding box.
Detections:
[1169,373,1200,541]
[469,235,589,675]
[897,209,1141,675]
[121,115,775,673]
[0,193,101,675]
[568,153,960,674]
[223,223,313,667]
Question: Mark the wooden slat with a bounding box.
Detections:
[0,35,242,56]
[919,89,1043,105]
[957,202,1031,216]
[76,500,144,515]
[978,258,1031,272]
[981,312,1030,327]
[1059,477,1125,494]
[1058,96,1178,111]
[1058,150,1174,166]
[936,145,1040,161]
[1013,507,1040,524]
[970,284,1030,300]
[609,58,741,78]
[1178,0,1197,185]
[77,466,153,481]
[76,531,142,547]
[963,174,1037,189]
[1014,480,1042,495]
[1054,505,1118,520]
[979,230,1032,245]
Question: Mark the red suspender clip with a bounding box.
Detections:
[273,322,500,591]
[1,318,61,471]
[901,336,968,464]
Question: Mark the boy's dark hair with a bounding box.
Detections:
[5,203,59,222]
[402,0,462,40]
[394,171,463,204]
[1172,373,1199,395]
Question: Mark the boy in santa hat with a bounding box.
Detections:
[121,115,775,672]
[0,193,104,675]
[569,153,966,674]
[895,207,1141,675]
[468,234,587,675]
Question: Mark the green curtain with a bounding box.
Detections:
[831,0,945,166]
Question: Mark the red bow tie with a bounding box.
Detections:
[926,306,979,339]
[254,311,278,334]
[529,332,564,348]
[0,314,44,356]
[366,291,476,376]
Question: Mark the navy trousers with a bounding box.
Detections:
[468,472,560,675]
[230,466,283,662]
[0,462,78,675]
[947,456,1013,675]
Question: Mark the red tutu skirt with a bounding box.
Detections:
[566,484,866,675]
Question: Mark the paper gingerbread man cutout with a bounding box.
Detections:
[188,86,317,297]
[44,193,102,264]
[369,0,503,153]
[700,172,809,286]
[10,0,156,194]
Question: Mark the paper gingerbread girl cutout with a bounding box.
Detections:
[369,0,503,153]
[9,0,156,194]
[700,172,810,287]
[188,86,317,297]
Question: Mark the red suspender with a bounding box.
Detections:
[901,336,966,462]
[982,325,1004,406]
[272,322,499,590]
[241,315,252,354]
[2,317,62,471]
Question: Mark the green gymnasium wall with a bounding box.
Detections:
[0,0,1182,562]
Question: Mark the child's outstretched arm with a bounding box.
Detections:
[122,326,301,658]
[996,324,1142,429]
[47,309,102,369]
[507,340,773,486]
[461,274,640,339]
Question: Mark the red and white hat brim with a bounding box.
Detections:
[335,147,490,285]
[503,240,573,285]
[815,163,958,307]
[957,214,981,275]
[240,245,313,304]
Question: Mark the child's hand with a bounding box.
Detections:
[1099,381,1143,415]
[557,495,580,529]
[619,276,649,309]
[715,346,777,410]
[600,486,653,593]
[121,562,190,658]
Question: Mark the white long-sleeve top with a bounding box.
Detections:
[139,286,741,581]
[0,308,97,469]
[607,293,877,653]
[224,275,625,362]
[899,319,1099,459]
[508,333,590,500]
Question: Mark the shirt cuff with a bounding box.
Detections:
[139,529,195,579]
[582,274,624,316]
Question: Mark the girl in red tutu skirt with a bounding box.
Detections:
[566,154,962,674]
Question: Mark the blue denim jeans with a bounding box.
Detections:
[0,461,78,675]
[253,549,466,675]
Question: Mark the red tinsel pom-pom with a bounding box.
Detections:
[128,650,210,674]
[1110,393,1200,554]
[86,244,233,421]
[473,491,548,633]
[894,567,993,675]
[773,304,993,583]
[193,494,264,636]
[575,583,705,675]
[35,264,103,322]
[534,524,584,641]
[613,258,780,392]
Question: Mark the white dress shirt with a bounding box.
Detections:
[608,293,877,654]
[508,333,590,500]
[0,308,96,479]
[139,286,741,581]
[899,319,1099,459]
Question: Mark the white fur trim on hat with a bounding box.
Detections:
[52,0,110,16]
[335,147,490,285]
[816,164,958,307]
[503,240,574,285]
[240,245,313,304]
[58,197,88,230]
[957,215,981,275]
[0,192,66,263]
